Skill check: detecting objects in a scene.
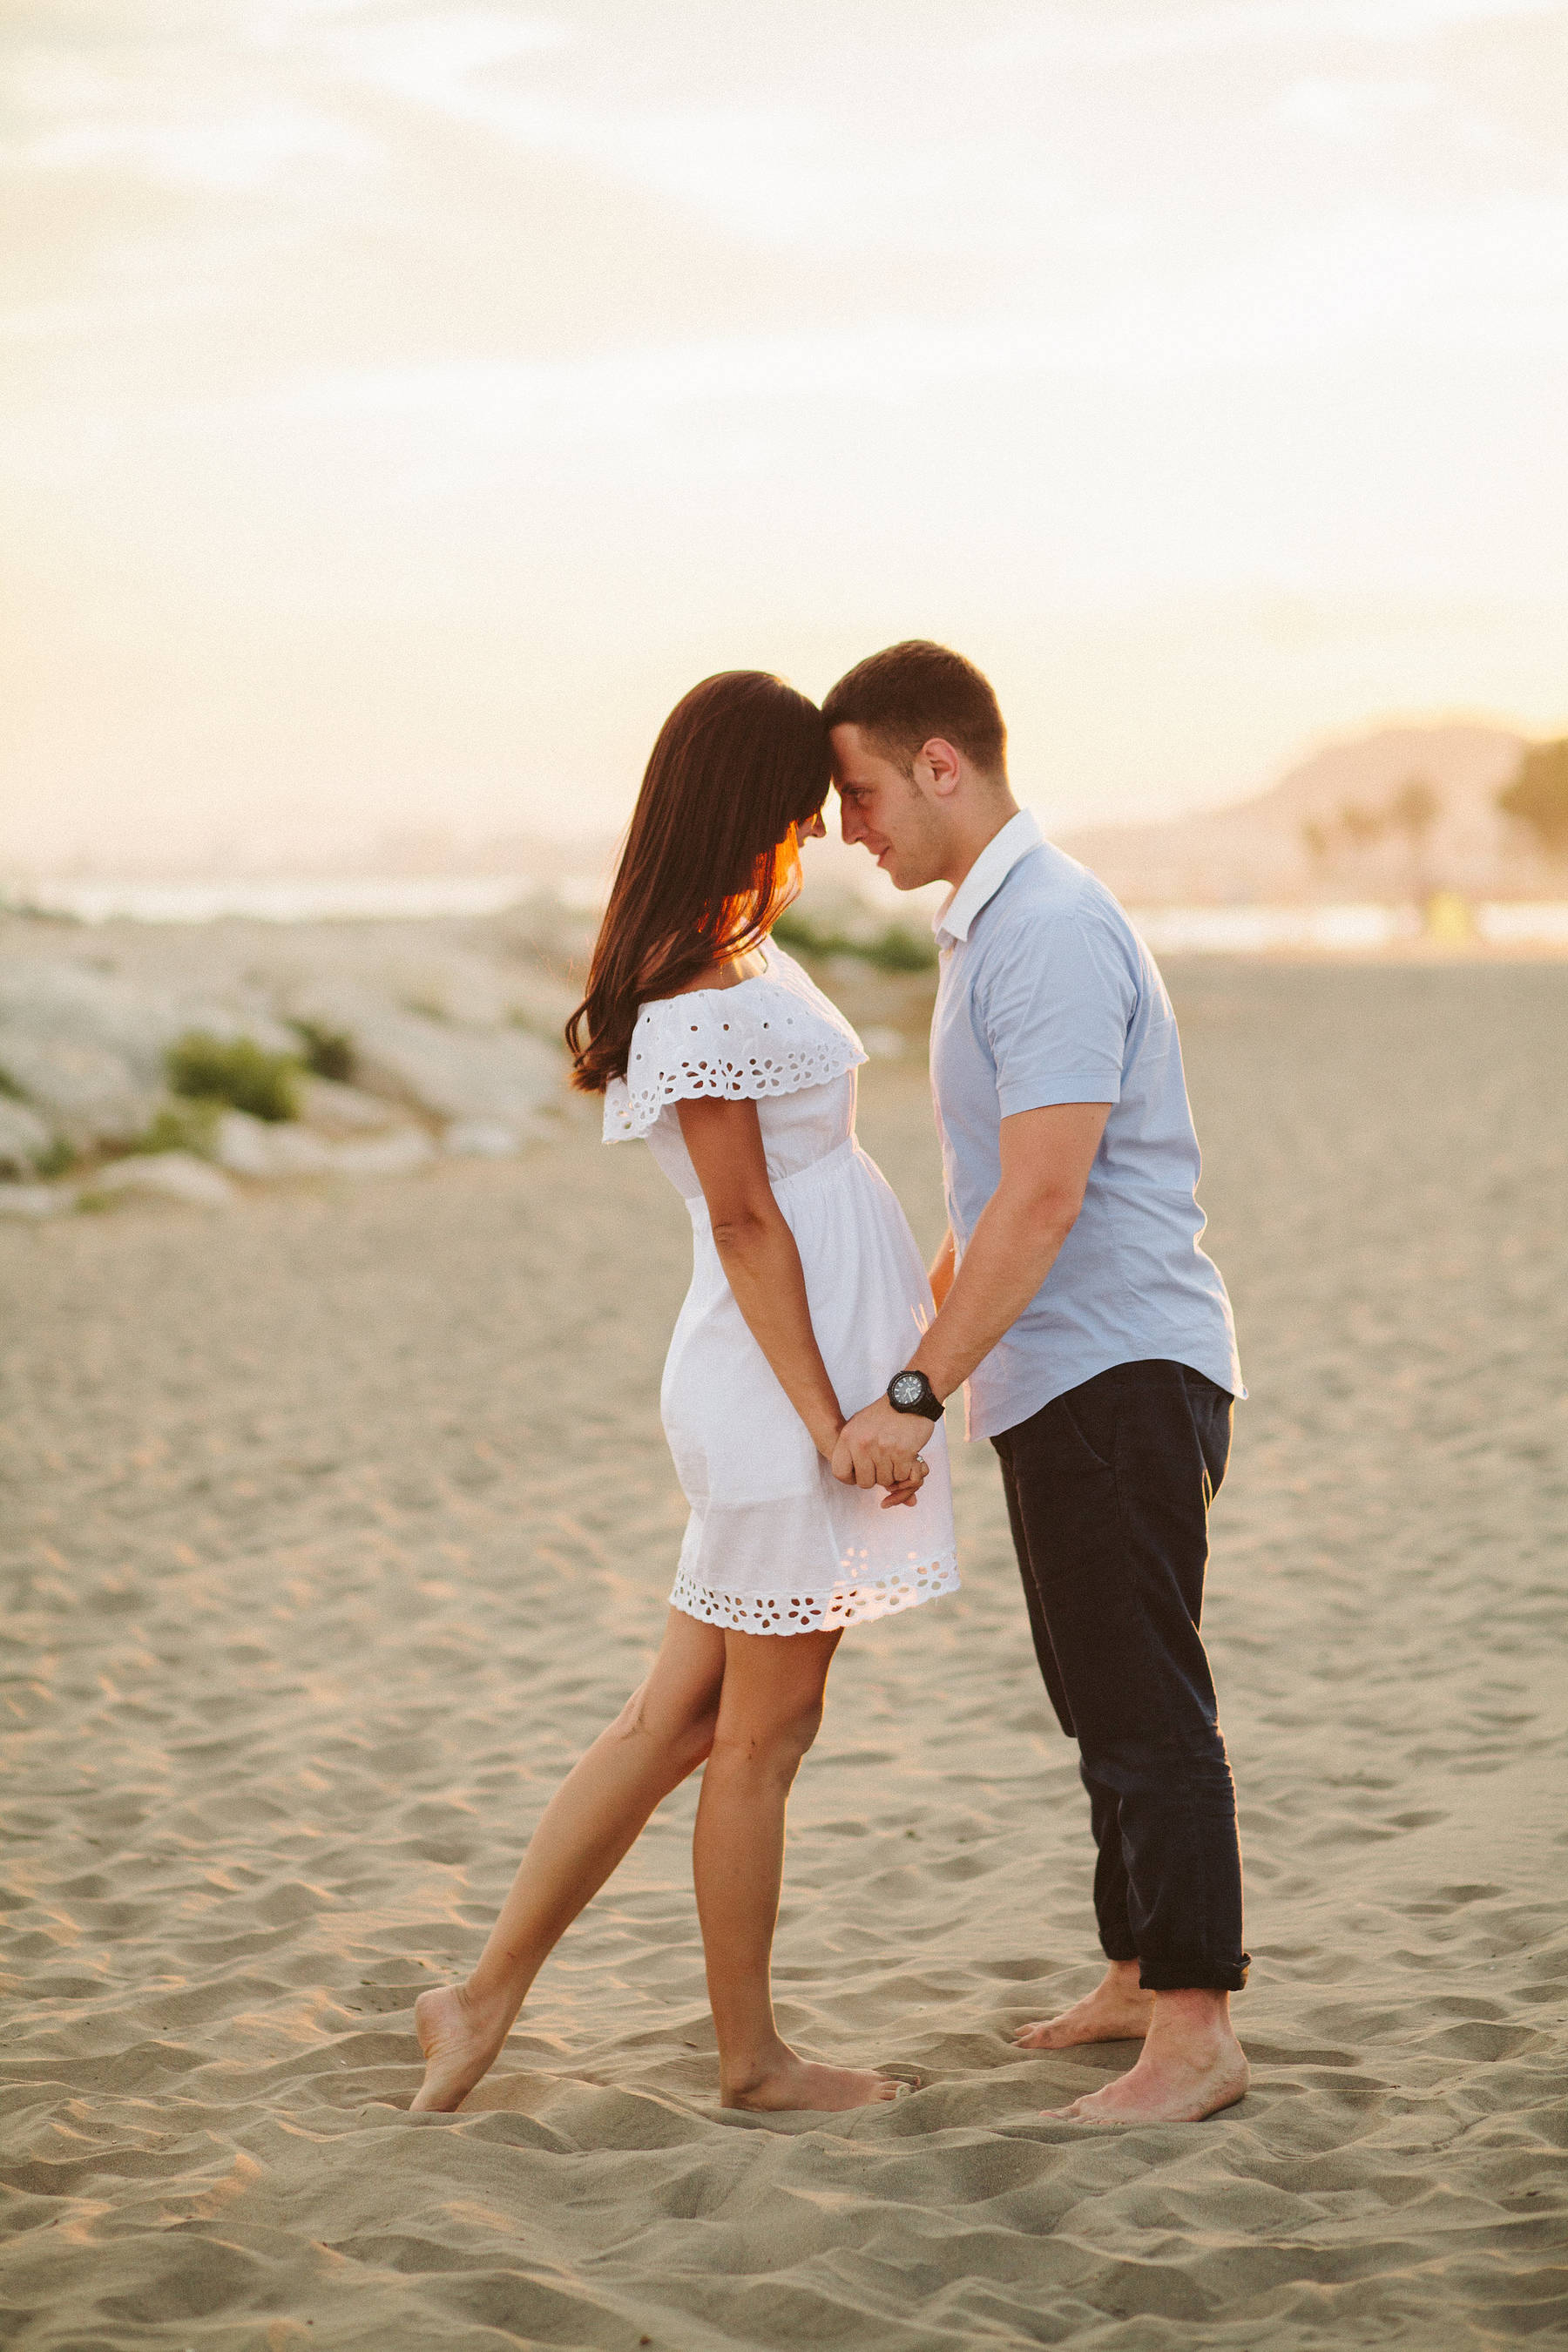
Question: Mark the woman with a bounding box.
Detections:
[413,672,957,2117]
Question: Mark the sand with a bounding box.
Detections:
[3,959,1565,2352]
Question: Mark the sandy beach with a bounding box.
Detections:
[3,957,1565,2351]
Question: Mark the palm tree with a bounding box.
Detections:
[1497,741,1568,860]
[1389,777,1441,902]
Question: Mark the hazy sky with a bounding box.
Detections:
[4,0,1567,872]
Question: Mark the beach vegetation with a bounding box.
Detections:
[126,1098,222,1158]
[0,1064,26,1100]
[32,1136,78,1180]
[1497,740,1568,858]
[166,1031,301,1121]
[288,1017,356,1083]
[773,909,938,974]
[1303,779,1442,896]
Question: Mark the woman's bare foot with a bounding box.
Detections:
[410,1983,513,2113]
[722,2044,906,2113]
[1013,1960,1153,2051]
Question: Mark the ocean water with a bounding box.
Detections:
[9,876,602,923]
[9,877,1567,950]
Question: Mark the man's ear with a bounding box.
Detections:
[917,737,963,800]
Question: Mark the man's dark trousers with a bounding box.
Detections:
[991,1356,1249,1993]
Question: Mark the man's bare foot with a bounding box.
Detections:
[410,1983,513,2113]
[1045,1989,1248,2124]
[722,2045,907,2113]
[1014,1960,1152,2051]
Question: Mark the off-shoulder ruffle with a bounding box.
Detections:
[604,965,866,1143]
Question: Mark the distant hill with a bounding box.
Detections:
[1055,723,1553,904]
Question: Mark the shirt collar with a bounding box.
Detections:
[932,808,1044,945]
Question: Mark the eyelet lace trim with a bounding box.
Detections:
[604,970,866,1142]
[670,1557,960,1634]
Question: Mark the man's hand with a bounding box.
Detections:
[832,1398,935,1496]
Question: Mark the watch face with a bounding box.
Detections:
[891,1373,924,1408]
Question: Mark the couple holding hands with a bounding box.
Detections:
[414,641,1248,2128]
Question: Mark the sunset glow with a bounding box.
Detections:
[4,0,1567,872]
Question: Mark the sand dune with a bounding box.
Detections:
[3,963,1565,2350]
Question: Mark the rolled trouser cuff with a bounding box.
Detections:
[1139,1954,1250,1994]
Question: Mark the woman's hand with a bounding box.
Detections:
[675,1097,929,1504]
[881,1455,930,1511]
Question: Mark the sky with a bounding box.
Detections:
[3,0,1567,874]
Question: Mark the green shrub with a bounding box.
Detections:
[773,909,937,974]
[288,1018,356,1084]
[862,922,938,974]
[127,1099,221,1158]
[166,1031,301,1122]
[0,1064,24,1101]
[33,1136,78,1180]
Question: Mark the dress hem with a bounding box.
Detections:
[668,1556,960,1635]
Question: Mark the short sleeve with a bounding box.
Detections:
[976,899,1134,1118]
[603,983,865,1143]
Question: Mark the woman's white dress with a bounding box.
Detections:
[604,944,959,1635]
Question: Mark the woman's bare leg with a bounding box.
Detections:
[412,1610,726,2112]
[693,1626,899,2112]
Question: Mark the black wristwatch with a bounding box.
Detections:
[887,1368,943,1420]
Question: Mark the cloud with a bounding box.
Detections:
[1039,0,1568,60]
[14,109,372,191]
[1276,73,1442,139]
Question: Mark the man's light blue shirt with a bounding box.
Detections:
[929,809,1243,1442]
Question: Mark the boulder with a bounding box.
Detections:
[214,1112,337,1178]
[0,1182,75,1219]
[90,1152,236,1208]
[297,1077,403,1133]
[0,1098,54,1176]
[213,1109,435,1180]
[0,961,296,1147]
[329,1130,436,1178]
[443,1120,525,1158]
[288,985,562,1125]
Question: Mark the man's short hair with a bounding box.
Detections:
[821,641,1007,778]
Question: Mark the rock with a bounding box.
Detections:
[0,961,297,1147]
[443,1120,524,1158]
[89,1152,236,1208]
[214,1112,336,1178]
[0,1012,154,1149]
[497,970,578,1039]
[297,944,575,1034]
[0,1098,54,1176]
[297,1077,402,1134]
[328,1129,436,1178]
[0,1183,76,1219]
[213,1110,433,1179]
[288,986,562,1126]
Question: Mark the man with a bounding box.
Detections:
[825,641,1249,2125]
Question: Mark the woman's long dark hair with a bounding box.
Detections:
[566,672,831,1094]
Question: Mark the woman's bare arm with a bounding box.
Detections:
[675,1096,923,1507]
[676,1095,845,1459]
